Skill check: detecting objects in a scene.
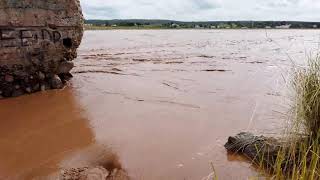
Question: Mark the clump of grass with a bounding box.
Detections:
[293,56,320,137]
[261,56,320,179]
[272,136,320,179]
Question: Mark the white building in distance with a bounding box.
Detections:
[275,24,291,29]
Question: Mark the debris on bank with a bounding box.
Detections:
[60,166,129,180]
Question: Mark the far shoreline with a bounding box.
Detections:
[84,26,320,31]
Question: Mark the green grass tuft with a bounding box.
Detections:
[261,55,320,180]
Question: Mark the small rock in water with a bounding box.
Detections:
[4,75,14,83]
[50,75,63,89]
[57,61,75,74]
[59,73,73,82]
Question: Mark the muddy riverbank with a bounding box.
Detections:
[0,30,319,179]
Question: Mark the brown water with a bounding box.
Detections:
[0,30,319,180]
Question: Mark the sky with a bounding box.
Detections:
[80,0,320,21]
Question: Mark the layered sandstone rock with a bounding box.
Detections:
[0,0,84,98]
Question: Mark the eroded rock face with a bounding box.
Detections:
[0,0,84,98]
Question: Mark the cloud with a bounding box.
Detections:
[80,0,320,21]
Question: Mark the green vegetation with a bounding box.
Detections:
[259,56,320,179]
[293,57,320,138]
[84,19,320,30]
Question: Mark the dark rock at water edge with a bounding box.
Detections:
[57,61,75,74]
[59,73,74,83]
[0,72,70,98]
[225,132,281,167]
[50,75,64,89]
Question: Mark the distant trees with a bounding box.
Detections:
[117,22,135,26]
[84,20,320,29]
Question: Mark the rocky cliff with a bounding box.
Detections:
[0,0,84,98]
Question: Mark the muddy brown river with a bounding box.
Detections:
[0,30,319,180]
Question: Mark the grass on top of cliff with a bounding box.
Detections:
[261,56,320,179]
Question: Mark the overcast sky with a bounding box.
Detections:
[80,0,320,21]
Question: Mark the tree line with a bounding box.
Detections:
[85,19,320,29]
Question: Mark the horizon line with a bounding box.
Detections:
[84,19,320,23]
